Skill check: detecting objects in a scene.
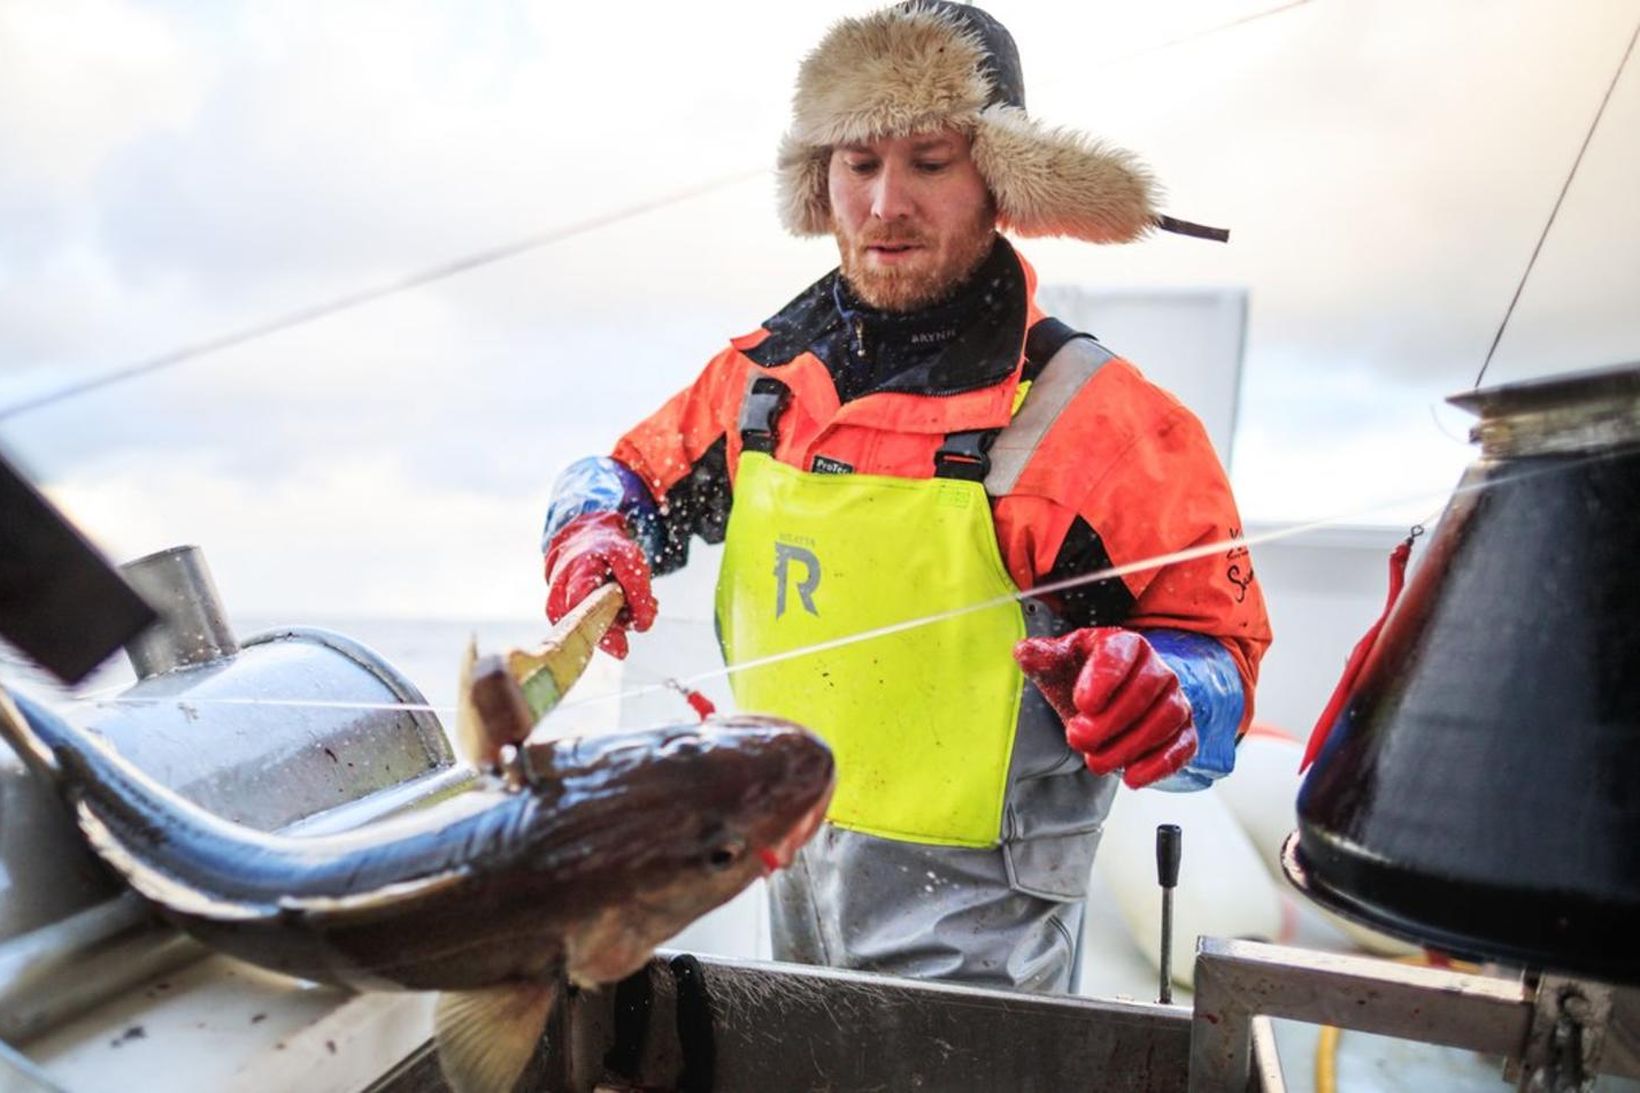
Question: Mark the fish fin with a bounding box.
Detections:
[506,583,624,719]
[434,981,559,1093]
[458,640,536,770]
[454,635,489,768]
[469,654,535,762]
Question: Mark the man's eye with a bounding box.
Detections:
[915,160,950,174]
[846,160,878,176]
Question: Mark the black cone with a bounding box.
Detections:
[1289,364,1640,983]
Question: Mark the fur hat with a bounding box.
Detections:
[777,2,1223,244]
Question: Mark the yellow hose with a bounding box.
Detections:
[1314,1024,1342,1093]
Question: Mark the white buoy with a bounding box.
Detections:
[1214,726,1308,883]
[1217,726,1420,958]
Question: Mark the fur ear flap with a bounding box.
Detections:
[776,136,833,238]
[972,105,1159,244]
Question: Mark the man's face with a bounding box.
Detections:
[828,129,997,313]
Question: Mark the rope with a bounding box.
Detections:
[58,446,1612,724]
[0,169,762,423]
[1473,15,1640,388]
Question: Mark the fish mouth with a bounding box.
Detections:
[758,777,834,876]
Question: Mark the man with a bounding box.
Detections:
[541,1,1271,994]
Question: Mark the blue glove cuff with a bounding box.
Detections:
[1141,628,1246,792]
[542,456,663,562]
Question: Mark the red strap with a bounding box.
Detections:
[1300,529,1421,771]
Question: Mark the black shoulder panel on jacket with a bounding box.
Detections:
[1038,514,1136,628]
[652,436,731,576]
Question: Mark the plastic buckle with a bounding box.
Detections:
[739,376,790,455]
[933,429,997,481]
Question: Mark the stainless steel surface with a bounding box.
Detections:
[1248,1016,1287,1093]
[1161,886,1176,1005]
[98,623,453,828]
[1188,938,1535,1093]
[0,896,168,1042]
[120,546,239,679]
[1158,822,1182,1006]
[0,896,201,1045]
[1447,361,1640,458]
[0,753,110,942]
[545,951,1192,1092]
[0,618,455,951]
[1515,974,1613,1092]
[1607,987,1640,1083]
[0,1038,61,1093]
[361,1045,464,1093]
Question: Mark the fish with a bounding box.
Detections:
[0,670,833,1093]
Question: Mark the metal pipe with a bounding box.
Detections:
[1157,824,1181,1005]
[120,545,238,678]
[1249,1016,1287,1093]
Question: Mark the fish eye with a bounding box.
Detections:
[706,839,746,871]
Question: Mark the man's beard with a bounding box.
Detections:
[835,205,998,313]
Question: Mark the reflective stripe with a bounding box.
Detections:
[985,336,1113,496]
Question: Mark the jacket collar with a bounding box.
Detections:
[745,237,1031,404]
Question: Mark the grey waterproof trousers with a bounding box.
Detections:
[769,822,1089,994]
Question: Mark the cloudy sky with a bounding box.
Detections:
[2,0,1636,622]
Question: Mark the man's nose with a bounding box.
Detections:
[870,161,915,222]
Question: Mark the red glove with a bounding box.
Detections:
[543,512,658,659]
[1013,628,1197,789]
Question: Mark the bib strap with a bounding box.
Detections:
[984,332,1114,497]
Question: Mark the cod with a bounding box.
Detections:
[0,614,833,1092]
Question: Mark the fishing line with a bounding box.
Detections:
[1126,0,1313,62]
[0,2,1322,428]
[67,447,1608,724]
[75,695,458,716]
[1472,13,1640,389]
[16,12,1620,719]
[483,444,1622,714]
[0,169,762,424]
[1426,401,1473,447]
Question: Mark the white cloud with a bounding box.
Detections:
[3,0,1638,623]
[45,451,547,620]
[0,0,204,191]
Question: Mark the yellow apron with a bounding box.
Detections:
[715,452,1026,848]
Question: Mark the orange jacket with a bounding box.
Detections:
[611,244,1271,720]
